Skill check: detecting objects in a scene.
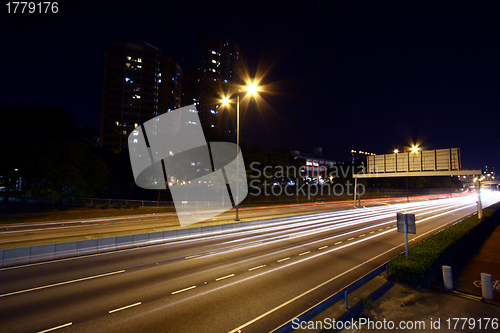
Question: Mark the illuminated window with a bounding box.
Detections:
[123,130,127,135]
[211,50,216,54]
[134,123,138,128]
[126,63,131,68]
[115,121,120,126]
[212,59,216,63]
[125,77,130,82]
[137,58,142,62]
[126,56,131,60]
[132,130,139,136]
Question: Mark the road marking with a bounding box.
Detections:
[0,270,125,298]
[248,265,266,271]
[299,251,310,256]
[348,238,355,241]
[277,257,290,263]
[334,241,342,245]
[359,234,365,237]
[232,203,479,333]
[109,302,141,314]
[38,323,72,333]
[319,246,328,250]
[386,226,391,229]
[172,286,196,294]
[378,229,383,231]
[370,231,375,234]
[185,254,201,259]
[216,274,235,281]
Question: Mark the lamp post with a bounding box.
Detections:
[221,82,259,221]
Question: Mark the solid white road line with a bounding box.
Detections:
[0,270,125,298]
[109,302,141,314]
[277,257,290,263]
[37,322,72,333]
[216,274,235,281]
[248,265,266,271]
[172,286,196,294]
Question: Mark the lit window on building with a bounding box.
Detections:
[123,130,127,135]
[137,58,142,62]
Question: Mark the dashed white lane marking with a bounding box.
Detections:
[277,257,290,263]
[109,302,141,314]
[37,322,72,333]
[0,270,125,298]
[299,251,310,256]
[370,231,375,234]
[334,241,342,245]
[348,238,355,241]
[319,246,328,250]
[248,265,266,271]
[172,286,196,294]
[185,254,201,259]
[216,274,235,281]
[359,234,365,237]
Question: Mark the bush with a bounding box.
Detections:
[102,202,109,209]
[116,202,123,209]
[133,203,141,209]
[125,203,132,209]
[389,208,496,285]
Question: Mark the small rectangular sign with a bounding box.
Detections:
[397,213,416,234]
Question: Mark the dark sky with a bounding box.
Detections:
[2,0,499,170]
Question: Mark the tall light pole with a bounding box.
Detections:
[221,82,259,221]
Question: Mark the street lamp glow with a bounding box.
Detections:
[394,149,399,154]
[411,146,419,153]
[221,97,230,106]
[246,82,259,96]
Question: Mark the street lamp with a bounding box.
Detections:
[393,149,399,154]
[221,81,260,221]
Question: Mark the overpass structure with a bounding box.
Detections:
[353,148,484,217]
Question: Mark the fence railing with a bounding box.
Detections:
[0,216,288,268]
[272,264,389,333]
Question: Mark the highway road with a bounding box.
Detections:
[0,191,498,333]
[0,193,459,249]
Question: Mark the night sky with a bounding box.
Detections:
[2,0,499,170]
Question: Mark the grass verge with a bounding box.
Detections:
[388,203,500,285]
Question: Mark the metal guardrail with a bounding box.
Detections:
[272,264,389,333]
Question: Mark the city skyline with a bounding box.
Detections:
[1,0,499,170]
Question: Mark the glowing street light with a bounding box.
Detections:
[394,149,399,154]
[220,81,261,221]
[411,146,419,153]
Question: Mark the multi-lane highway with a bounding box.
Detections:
[0,194,459,249]
[0,192,498,333]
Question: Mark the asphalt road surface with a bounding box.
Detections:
[0,191,498,333]
[0,194,458,249]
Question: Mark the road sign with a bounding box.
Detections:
[397,213,416,260]
[397,213,416,234]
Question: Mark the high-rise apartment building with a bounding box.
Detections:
[182,36,244,141]
[100,40,182,152]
